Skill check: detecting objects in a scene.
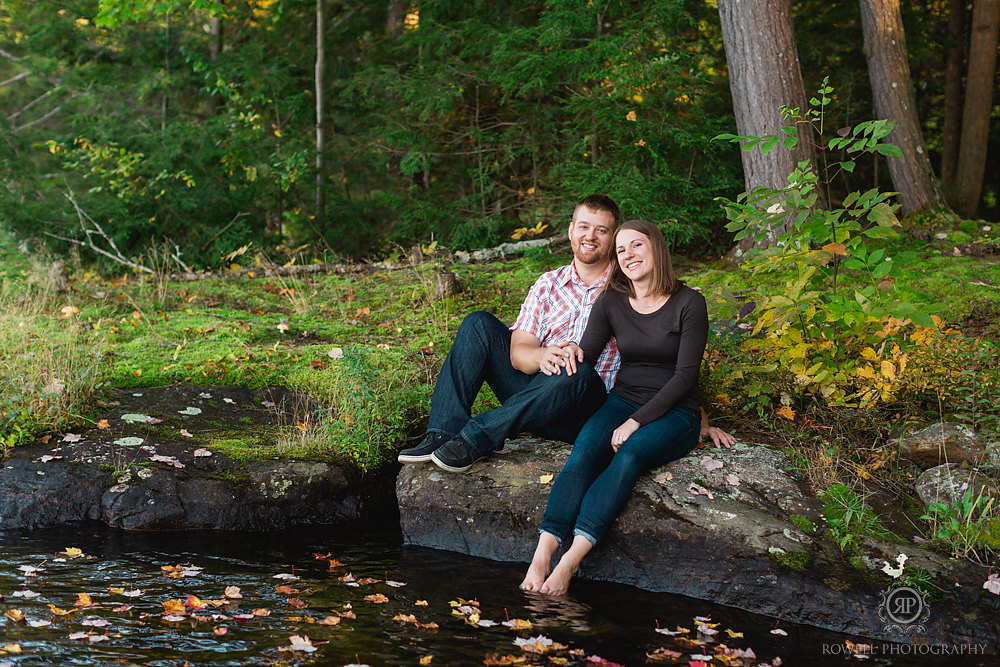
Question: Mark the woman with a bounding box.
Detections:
[520,219,708,596]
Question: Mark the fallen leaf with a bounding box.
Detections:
[284,634,317,653]
[365,593,389,604]
[96,419,110,429]
[652,470,673,484]
[700,456,723,472]
[223,397,235,404]
[199,392,212,399]
[310,360,329,370]
[538,474,554,484]
[725,474,741,487]
[162,599,186,615]
[771,628,788,636]
[185,595,208,610]
[273,573,299,581]
[224,586,242,599]
[62,433,82,443]
[984,574,1000,595]
[776,405,795,421]
[48,604,75,616]
[193,448,212,457]
[414,600,429,606]
[178,407,202,416]
[150,454,185,468]
[687,482,715,500]
[317,615,342,626]
[502,618,533,631]
[81,617,109,627]
[180,429,193,437]
[214,626,228,636]
[75,593,94,607]
[3,610,24,623]
[38,455,63,463]
[275,585,300,595]
[327,347,344,360]
[646,648,683,662]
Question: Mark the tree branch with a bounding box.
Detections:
[43,191,154,274]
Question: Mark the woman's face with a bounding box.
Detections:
[615,228,655,283]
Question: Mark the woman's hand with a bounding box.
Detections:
[538,342,584,376]
[610,418,640,451]
[700,425,736,449]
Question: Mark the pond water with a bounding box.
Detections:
[0,522,990,666]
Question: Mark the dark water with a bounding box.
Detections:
[0,523,991,666]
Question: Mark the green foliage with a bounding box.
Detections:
[713,81,941,414]
[920,487,999,561]
[308,346,429,473]
[821,483,893,553]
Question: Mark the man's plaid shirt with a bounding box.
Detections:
[510,262,620,389]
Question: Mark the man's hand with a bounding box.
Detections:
[611,418,640,451]
[700,425,736,449]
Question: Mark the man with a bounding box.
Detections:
[399,194,732,473]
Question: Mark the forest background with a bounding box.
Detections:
[2,1,1000,562]
[2,0,997,264]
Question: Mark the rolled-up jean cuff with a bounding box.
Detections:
[538,528,562,546]
[573,528,598,546]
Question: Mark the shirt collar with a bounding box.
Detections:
[563,260,612,290]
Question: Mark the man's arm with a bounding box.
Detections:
[510,330,581,376]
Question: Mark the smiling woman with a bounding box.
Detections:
[521,220,710,596]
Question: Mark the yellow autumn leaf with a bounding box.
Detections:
[880,361,896,380]
[776,405,795,421]
[538,474,554,484]
[62,546,84,557]
[626,110,637,121]
[420,656,434,666]
[821,242,849,256]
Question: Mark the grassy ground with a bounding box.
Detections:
[2,224,999,564]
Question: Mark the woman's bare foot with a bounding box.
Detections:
[519,531,560,592]
[538,534,593,596]
[538,561,574,596]
[519,560,549,592]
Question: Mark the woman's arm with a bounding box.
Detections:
[577,292,613,365]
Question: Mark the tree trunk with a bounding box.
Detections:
[387,0,406,36]
[953,0,1000,218]
[941,0,965,192]
[315,0,326,221]
[859,0,943,214]
[210,15,223,61]
[717,0,819,252]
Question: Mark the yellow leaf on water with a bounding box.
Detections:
[1,643,22,654]
[63,547,84,558]
[420,656,434,665]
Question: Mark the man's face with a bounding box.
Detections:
[568,205,615,266]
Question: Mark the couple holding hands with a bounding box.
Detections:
[398,194,734,595]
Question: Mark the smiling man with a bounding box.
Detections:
[398,194,622,473]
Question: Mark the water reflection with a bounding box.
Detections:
[0,522,991,666]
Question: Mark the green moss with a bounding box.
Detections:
[790,514,817,535]
[768,550,813,572]
[209,437,275,462]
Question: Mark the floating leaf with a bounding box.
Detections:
[224,586,242,599]
[113,437,144,447]
[284,635,317,653]
[365,593,389,604]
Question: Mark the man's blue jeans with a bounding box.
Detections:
[539,393,700,545]
[427,311,607,458]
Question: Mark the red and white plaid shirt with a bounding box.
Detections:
[510,262,620,389]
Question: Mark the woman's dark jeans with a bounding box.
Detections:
[539,393,700,545]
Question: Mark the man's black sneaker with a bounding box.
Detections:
[397,432,452,463]
[430,437,479,473]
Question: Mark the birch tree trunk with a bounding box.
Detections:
[953,0,1000,217]
[315,0,326,221]
[859,0,943,214]
[717,0,819,252]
